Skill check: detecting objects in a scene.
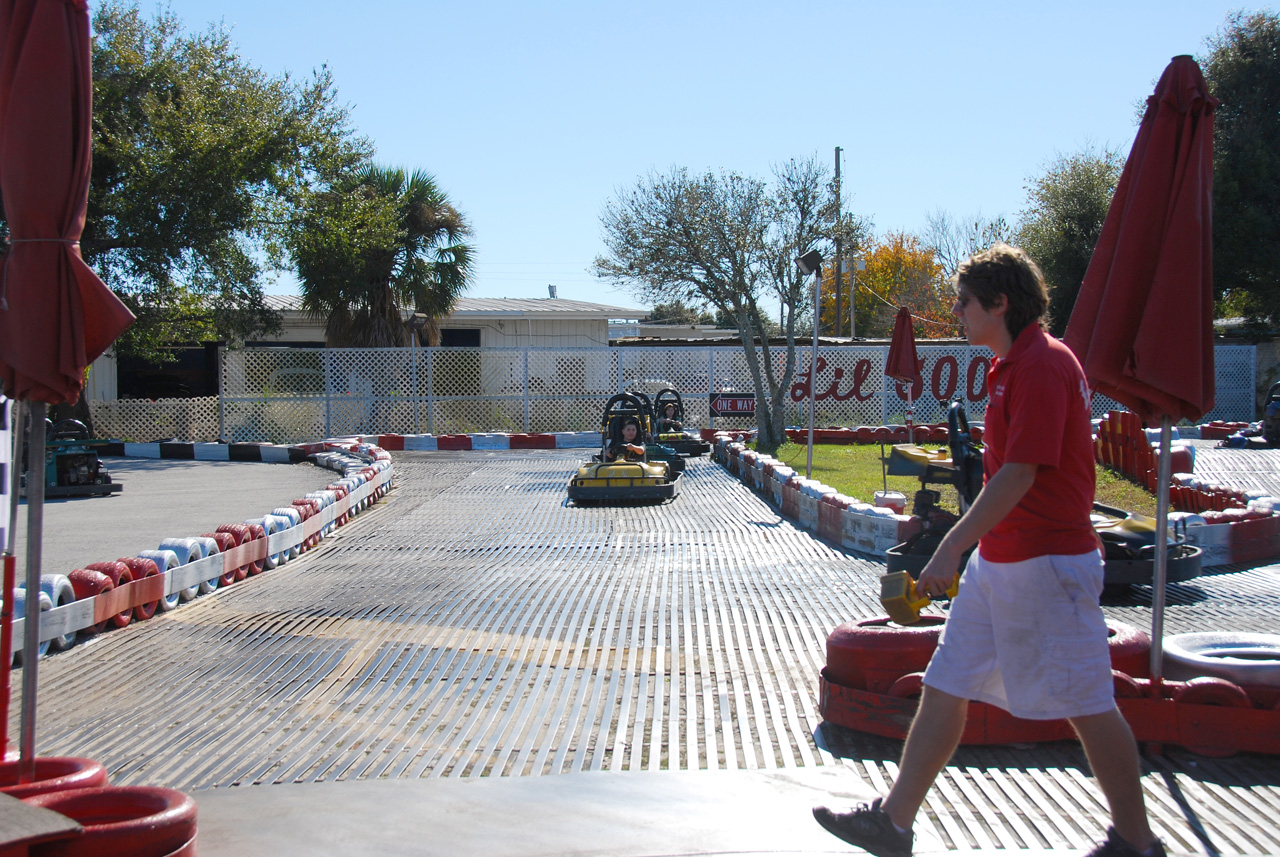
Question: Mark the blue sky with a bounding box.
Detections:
[146,1,1255,309]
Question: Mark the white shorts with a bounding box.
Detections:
[922,549,1115,720]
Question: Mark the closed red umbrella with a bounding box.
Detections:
[1064,55,1215,424]
[0,0,134,404]
[0,0,134,774]
[1063,55,1216,683]
[885,306,922,433]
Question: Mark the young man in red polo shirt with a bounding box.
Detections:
[814,244,1163,857]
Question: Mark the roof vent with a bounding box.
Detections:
[548,284,558,299]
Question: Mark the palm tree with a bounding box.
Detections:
[295,164,473,347]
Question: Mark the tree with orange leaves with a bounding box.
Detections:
[819,232,956,340]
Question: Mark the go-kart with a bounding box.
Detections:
[652,388,711,457]
[884,401,1201,587]
[566,393,681,503]
[616,387,686,475]
[20,418,123,498]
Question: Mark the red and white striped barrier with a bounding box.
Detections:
[11,443,395,660]
[712,433,918,557]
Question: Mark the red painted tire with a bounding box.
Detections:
[1106,621,1152,679]
[1112,670,1144,698]
[292,499,322,548]
[67,569,114,635]
[886,672,926,699]
[1172,676,1254,708]
[85,562,134,628]
[200,532,237,586]
[23,785,197,857]
[243,523,267,575]
[825,616,945,691]
[0,756,109,798]
[327,485,350,525]
[116,558,160,621]
[215,524,253,582]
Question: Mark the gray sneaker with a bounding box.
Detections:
[1085,827,1166,857]
[812,797,913,857]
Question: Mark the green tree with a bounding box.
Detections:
[594,156,839,452]
[72,1,370,362]
[1015,147,1124,336]
[293,165,474,347]
[1202,11,1280,327]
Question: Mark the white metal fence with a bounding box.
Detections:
[86,344,1256,444]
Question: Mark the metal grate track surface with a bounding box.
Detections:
[14,451,1280,854]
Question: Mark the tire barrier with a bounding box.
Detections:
[245,515,288,569]
[242,523,267,576]
[136,550,181,612]
[118,557,161,621]
[11,586,53,658]
[38,574,77,652]
[23,785,198,857]
[66,569,113,636]
[191,536,222,594]
[821,621,1280,754]
[215,524,254,582]
[0,756,109,798]
[84,562,134,629]
[8,439,392,661]
[1162,632,1280,688]
[270,507,304,561]
[156,538,205,602]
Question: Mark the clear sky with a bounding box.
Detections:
[144,0,1255,310]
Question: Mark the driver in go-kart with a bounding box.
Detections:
[656,403,683,433]
[604,417,645,462]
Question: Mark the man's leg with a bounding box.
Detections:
[880,685,969,830]
[1069,708,1157,850]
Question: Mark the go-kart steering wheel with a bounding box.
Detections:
[51,419,90,441]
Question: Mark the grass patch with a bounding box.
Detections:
[759,441,1158,518]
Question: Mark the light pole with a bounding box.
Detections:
[796,249,823,479]
[849,257,866,339]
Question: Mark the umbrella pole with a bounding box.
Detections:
[1148,416,1173,683]
[20,400,46,781]
[2,399,24,759]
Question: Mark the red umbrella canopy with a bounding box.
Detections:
[1063,55,1216,424]
[885,306,922,385]
[0,0,134,405]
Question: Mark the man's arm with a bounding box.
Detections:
[915,462,1038,597]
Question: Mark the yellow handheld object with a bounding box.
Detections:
[879,570,959,626]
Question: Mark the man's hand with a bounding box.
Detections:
[625,443,644,455]
[917,545,961,598]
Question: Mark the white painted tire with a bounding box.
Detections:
[271,507,304,561]
[37,574,77,651]
[192,536,221,594]
[246,515,288,569]
[137,549,182,611]
[158,538,204,601]
[12,587,53,660]
[1163,632,1280,688]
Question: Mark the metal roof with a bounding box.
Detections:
[261,294,645,318]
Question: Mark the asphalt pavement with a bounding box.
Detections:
[8,457,339,580]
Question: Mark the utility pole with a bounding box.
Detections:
[833,147,842,339]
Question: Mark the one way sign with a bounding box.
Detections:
[709,392,756,417]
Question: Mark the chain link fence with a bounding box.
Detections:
[86,344,1256,444]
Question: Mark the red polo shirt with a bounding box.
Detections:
[979,325,1098,562]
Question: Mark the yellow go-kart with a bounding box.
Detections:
[566,394,681,504]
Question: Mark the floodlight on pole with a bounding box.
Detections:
[796,249,823,479]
